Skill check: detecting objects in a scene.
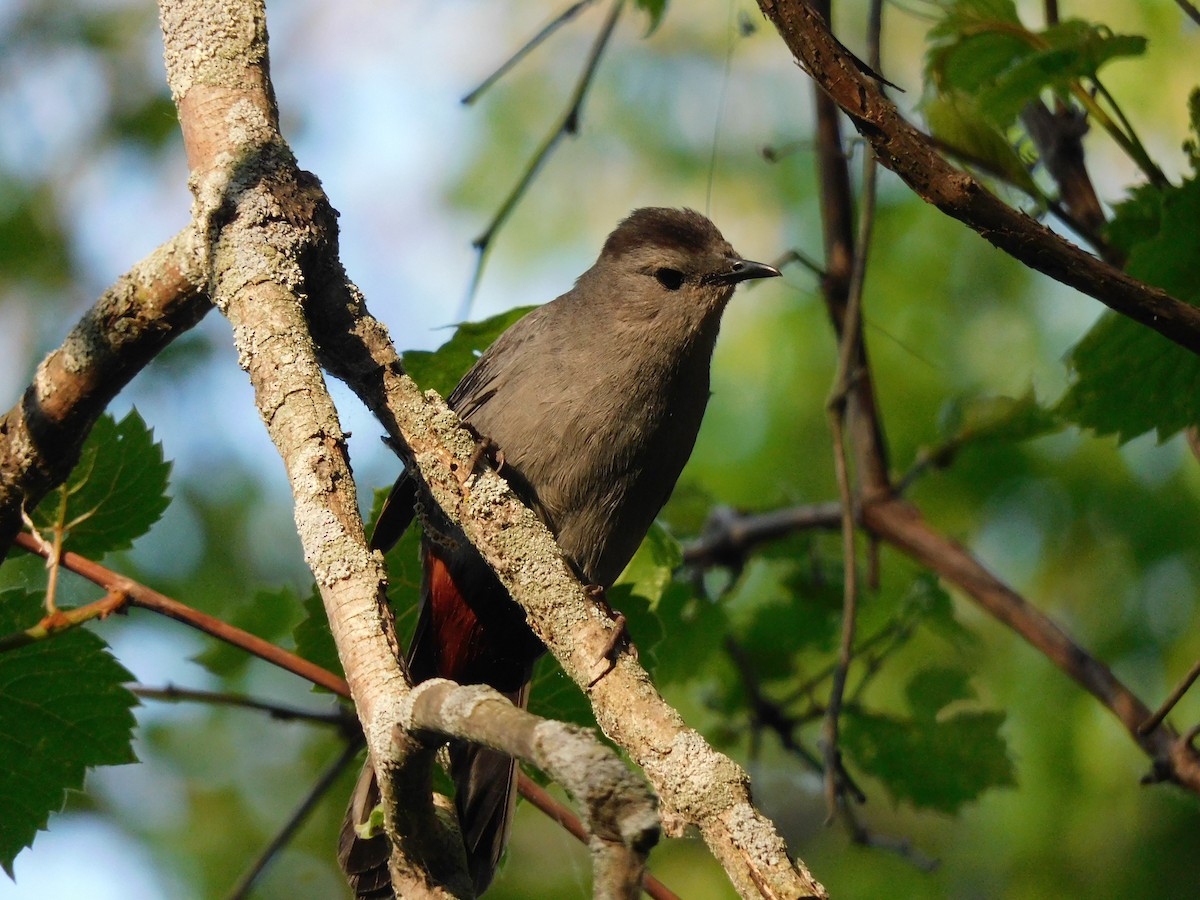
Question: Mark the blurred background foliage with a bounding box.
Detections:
[1,0,1200,897]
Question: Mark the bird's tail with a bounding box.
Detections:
[450,679,530,894]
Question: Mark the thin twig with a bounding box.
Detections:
[462,0,599,105]
[11,531,351,695]
[0,588,127,653]
[1139,657,1200,735]
[1177,0,1200,27]
[461,0,625,316]
[130,683,359,733]
[227,740,364,900]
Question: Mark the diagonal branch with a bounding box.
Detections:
[757,0,1200,356]
[0,228,209,559]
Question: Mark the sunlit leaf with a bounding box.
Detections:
[30,410,171,558]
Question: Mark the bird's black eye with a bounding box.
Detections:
[654,267,684,290]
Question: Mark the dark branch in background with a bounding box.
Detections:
[1178,0,1200,27]
[682,503,842,569]
[807,0,888,824]
[130,684,359,734]
[228,741,363,900]
[757,0,1200,356]
[461,0,625,316]
[0,229,208,560]
[461,0,599,105]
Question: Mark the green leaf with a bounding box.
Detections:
[612,523,682,612]
[651,581,727,687]
[30,410,171,557]
[635,0,668,36]
[932,390,1062,466]
[902,573,978,649]
[842,707,1015,813]
[977,23,1145,127]
[402,307,534,398]
[528,654,594,729]
[1058,176,1200,442]
[905,665,976,720]
[0,589,138,874]
[194,586,302,677]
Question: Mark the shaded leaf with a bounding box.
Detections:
[923,93,1039,195]
[0,589,138,874]
[30,410,171,557]
[842,707,1015,813]
[291,584,344,683]
[1058,176,1200,442]
[905,665,976,720]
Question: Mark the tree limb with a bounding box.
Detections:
[757,0,1200,356]
[0,228,209,559]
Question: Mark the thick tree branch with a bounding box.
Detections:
[757,0,1200,356]
[863,497,1200,790]
[407,679,660,899]
[156,2,458,895]
[0,228,209,559]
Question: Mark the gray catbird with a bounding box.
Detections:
[339,207,779,897]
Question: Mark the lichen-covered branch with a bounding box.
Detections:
[0,228,208,559]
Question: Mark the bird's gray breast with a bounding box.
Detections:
[457,305,716,587]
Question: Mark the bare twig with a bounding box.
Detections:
[228,741,364,900]
[462,0,599,105]
[1139,657,1200,736]
[463,0,625,313]
[1177,0,1200,27]
[130,683,358,733]
[682,503,843,569]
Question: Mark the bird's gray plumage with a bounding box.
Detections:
[340,207,779,897]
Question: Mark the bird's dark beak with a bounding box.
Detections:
[707,258,782,286]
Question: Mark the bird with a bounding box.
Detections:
[339,207,779,897]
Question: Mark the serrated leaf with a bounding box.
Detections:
[194,586,301,677]
[905,665,976,720]
[635,0,668,36]
[30,410,170,557]
[0,589,138,874]
[977,24,1144,127]
[1058,177,1200,442]
[842,707,1015,813]
[402,307,534,398]
[933,390,1062,465]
